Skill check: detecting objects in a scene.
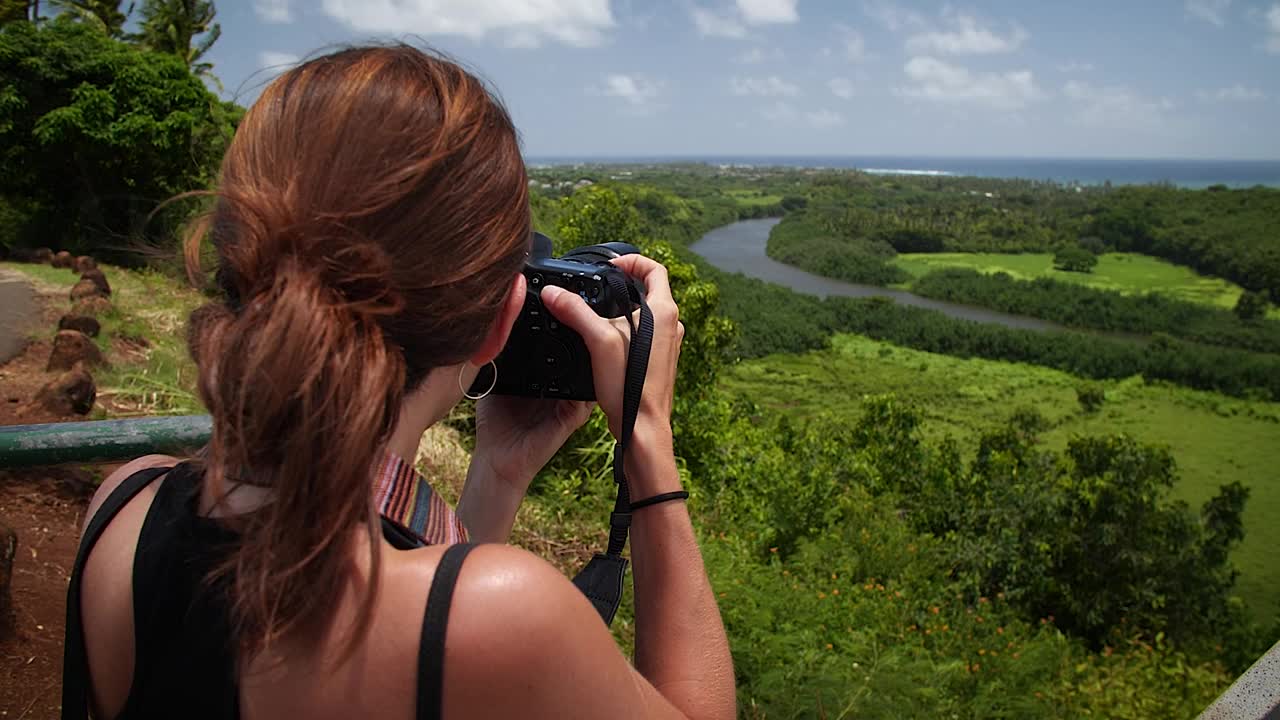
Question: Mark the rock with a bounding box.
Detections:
[72,296,113,317]
[52,250,73,268]
[0,517,15,630]
[32,365,96,415]
[74,255,97,272]
[10,247,54,263]
[79,268,111,295]
[0,518,14,629]
[70,278,105,302]
[58,314,101,338]
[47,330,104,371]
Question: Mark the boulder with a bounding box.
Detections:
[47,330,104,371]
[70,278,105,302]
[72,296,113,317]
[58,313,101,338]
[79,268,111,295]
[0,518,14,626]
[74,255,97,272]
[52,250,73,268]
[32,365,96,415]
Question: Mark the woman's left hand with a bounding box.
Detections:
[475,395,594,491]
[459,396,593,542]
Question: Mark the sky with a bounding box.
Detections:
[205,0,1280,159]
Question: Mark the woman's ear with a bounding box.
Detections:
[470,272,526,366]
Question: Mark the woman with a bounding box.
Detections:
[64,46,735,720]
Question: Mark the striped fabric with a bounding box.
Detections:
[372,453,468,545]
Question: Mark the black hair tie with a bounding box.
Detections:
[628,490,690,511]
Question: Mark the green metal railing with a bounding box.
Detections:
[0,416,211,467]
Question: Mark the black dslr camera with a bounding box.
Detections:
[470,232,641,401]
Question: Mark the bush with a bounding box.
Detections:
[1076,383,1105,412]
[1054,246,1098,273]
[1235,290,1269,322]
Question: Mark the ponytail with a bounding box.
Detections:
[189,242,405,658]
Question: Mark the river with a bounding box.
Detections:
[689,218,1067,332]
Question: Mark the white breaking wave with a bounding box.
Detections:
[862,168,955,176]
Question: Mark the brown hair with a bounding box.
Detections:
[183,45,529,658]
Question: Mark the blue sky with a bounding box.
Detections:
[206,0,1280,159]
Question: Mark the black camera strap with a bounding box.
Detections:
[570,273,653,626]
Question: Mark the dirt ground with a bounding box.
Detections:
[0,267,112,719]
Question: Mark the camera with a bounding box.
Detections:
[469,232,641,401]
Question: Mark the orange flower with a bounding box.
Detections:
[996,627,1004,635]
[930,606,940,614]
[826,643,833,650]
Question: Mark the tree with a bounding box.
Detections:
[1054,246,1098,273]
[1234,290,1269,322]
[49,0,129,35]
[136,0,220,77]
[0,0,32,23]
[0,18,237,254]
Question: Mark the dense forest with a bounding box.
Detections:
[2,9,1277,716]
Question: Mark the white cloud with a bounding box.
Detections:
[1056,60,1096,73]
[1196,84,1266,101]
[320,0,615,48]
[600,73,662,106]
[758,102,845,128]
[254,0,292,23]
[258,51,300,76]
[1063,80,1173,129]
[736,0,798,25]
[863,0,924,32]
[806,109,845,128]
[837,24,869,62]
[734,47,784,63]
[692,6,746,37]
[1267,4,1280,53]
[906,12,1029,55]
[731,75,801,97]
[760,101,797,121]
[897,56,1043,110]
[828,77,855,99]
[1186,0,1231,26]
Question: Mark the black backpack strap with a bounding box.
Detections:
[61,465,173,720]
[417,543,478,720]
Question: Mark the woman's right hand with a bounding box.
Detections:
[538,254,684,447]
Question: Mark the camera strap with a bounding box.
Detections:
[570,273,653,626]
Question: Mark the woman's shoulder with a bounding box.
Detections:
[84,454,181,531]
[388,543,636,714]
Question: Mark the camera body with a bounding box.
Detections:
[470,232,641,401]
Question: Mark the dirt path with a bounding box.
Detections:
[0,265,104,718]
[0,270,39,366]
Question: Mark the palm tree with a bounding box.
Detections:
[49,0,130,35]
[0,0,35,23]
[136,0,220,78]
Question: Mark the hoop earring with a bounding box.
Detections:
[460,360,498,400]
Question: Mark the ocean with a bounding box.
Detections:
[525,156,1280,189]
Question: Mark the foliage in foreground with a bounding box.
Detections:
[0,17,237,258]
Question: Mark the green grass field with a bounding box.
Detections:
[725,188,783,207]
[893,252,1272,314]
[723,333,1280,622]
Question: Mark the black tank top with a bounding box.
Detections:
[60,463,474,720]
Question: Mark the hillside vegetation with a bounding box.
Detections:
[2,14,1273,708]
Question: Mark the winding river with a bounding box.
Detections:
[690,218,1067,333]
